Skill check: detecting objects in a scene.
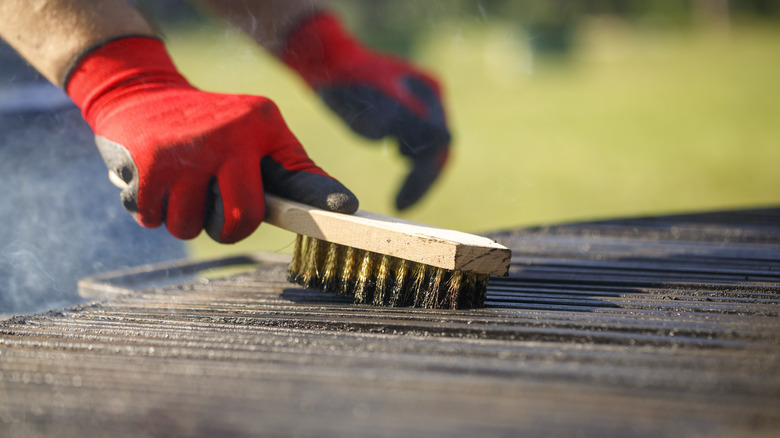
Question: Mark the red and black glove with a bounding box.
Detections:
[282,13,451,210]
[66,36,357,244]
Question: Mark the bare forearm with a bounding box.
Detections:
[0,0,154,86]
[196,0,324,55]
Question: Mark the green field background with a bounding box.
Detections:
[161,17,780,260]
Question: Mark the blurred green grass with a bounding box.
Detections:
[162,19,780,260]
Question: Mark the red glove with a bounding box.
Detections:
[282,13,451,210]
[66,36,357,243]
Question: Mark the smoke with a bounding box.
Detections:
[0,106,186,316]
[0,243,66,314]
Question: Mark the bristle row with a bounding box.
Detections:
[287,235,489,309]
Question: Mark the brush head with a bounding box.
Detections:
[288,235,490,309]
[265,195,512,277]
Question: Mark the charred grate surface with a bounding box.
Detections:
[1,207,779,437]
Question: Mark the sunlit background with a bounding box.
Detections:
[138,0,780,260]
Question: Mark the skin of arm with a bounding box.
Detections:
[0,0,323,85]
[0,0,154,86]
[195,0,324,55]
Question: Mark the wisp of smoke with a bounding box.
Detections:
[0,106,185,316]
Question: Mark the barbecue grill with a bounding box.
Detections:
[2,208,779,437]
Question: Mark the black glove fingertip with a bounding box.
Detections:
[395,149,447,211]
[204,179,225,243]
[261,156,359,214]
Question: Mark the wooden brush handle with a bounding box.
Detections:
[264,194,511,276]
[108,171,510,276]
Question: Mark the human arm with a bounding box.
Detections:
[195,0,324,55]
[0,0,358,243]
[0,0,154,86]
[199,1,452,210]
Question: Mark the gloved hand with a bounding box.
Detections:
[282,13,451,210]
[66,36,358,244]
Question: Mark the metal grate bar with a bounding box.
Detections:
[1,208,779,437]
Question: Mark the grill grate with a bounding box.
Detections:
[1,207,779,437]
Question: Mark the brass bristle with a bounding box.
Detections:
[300,235,319,288]
[410,263,430,308]
[372,254,392,306]
[352,250,376,304]
[445,270,464,309]
[388,257,410,306]
[338,245,358,297]
[287,234,490,309]
[293,236,331,290]
[320,241,344,292]
[421,267,444,309]
[287,234,307,285]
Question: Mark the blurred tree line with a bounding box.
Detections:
[328,0,780,55]
[139,0,780,55]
